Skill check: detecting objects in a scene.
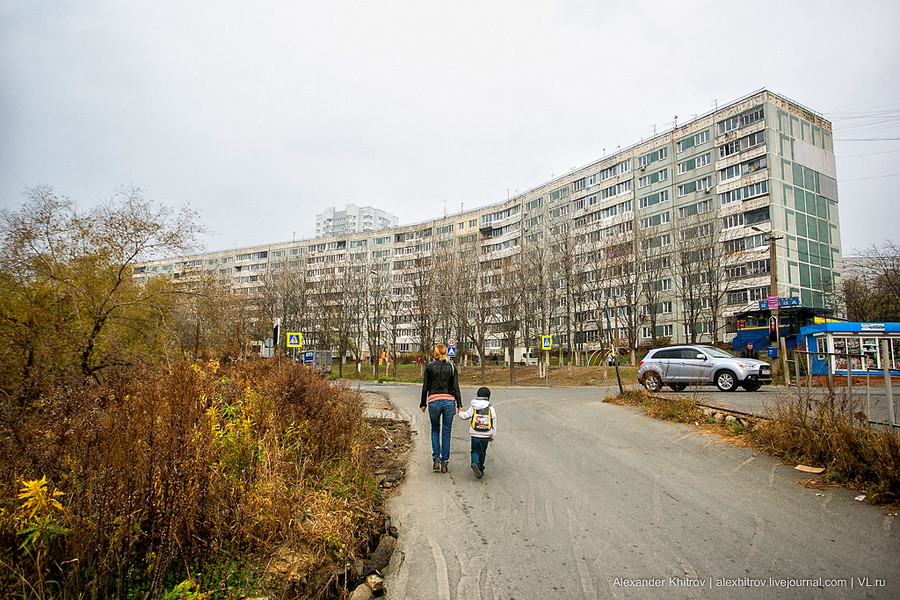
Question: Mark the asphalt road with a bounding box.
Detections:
[356,383,899,600]
[654,384,898,426]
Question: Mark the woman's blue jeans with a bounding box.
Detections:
[428,399,456,465]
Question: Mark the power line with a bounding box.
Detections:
[835,137,900,142]
[839,173,900,183]
[836,149,900,159]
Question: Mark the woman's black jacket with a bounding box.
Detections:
[420,360,462,409]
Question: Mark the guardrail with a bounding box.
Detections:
[790,348,897,429]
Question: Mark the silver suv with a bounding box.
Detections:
[638,345,771,392]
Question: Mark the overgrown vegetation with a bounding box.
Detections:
[0,358,382,598]
[0,189,386,598]
[753,393,900,504]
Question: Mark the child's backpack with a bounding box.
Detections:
[472,406,492,432]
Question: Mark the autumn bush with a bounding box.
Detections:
[0,358,381,599]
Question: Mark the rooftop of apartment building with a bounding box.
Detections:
[139,88,834,270]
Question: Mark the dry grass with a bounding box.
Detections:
[752,392,900,504]
[0,358,382,599]
[605,388,705,424]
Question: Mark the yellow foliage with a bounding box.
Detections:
[17,476,64,521]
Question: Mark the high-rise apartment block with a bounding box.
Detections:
[136,90,842,356]
[315,204,399,238]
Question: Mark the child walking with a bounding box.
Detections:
[458,386,497,479]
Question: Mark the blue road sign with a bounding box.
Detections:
[447,346,457,357]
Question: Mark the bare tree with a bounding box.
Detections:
[307,259,342,360]
[494,250,526,384]
[852,242,900,320]
[362,255,390,378]
[447,233,479,370]
[168,269,252,361]
[550,223,578,373]
[431,230,458,360]
[333,250,359,377]
[695,218,742,344]
[674,224,707,344]
[605,236,638,360]
[635,223,670,349]
[462,253,493,382]
[521,239,554,377]
[258,258,311,359]
[841,277,879,322]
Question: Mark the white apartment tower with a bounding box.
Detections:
[315,204,399,238]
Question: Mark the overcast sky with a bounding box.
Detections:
[2,0,899,256]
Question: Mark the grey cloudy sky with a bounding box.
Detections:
[2,0,899,255]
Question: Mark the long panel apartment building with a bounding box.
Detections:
[136,89,842,357]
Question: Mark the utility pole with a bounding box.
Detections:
[765,230,789,381]
[753,226,787,379]
[769,232,778,341]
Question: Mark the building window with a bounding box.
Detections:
[640,212,670,229]
[720,180,768,205]
[637,148,667,169]
[696,152,711,168]
[718,115,740,135]
[677,130,710,153]
[638,168,668,188]
[720,163,741,182]
[639,189,669,209]
[550,187,569,202]
[740,106,764,128]
[722,213,744,229]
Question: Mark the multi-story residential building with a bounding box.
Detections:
[136,89,842,358]
[315,204,399,238]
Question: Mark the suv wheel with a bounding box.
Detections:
[715,370,737,392]
[642,372,662,392]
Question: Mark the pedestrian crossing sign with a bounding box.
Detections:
[542,335,552,350]
[287,333,302,348]
[447,346,456,357]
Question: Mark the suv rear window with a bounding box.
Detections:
[653,349,680,359]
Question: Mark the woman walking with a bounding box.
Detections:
[420,344,462,473]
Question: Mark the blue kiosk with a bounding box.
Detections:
[797,322,900,375]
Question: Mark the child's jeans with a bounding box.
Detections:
[470,437,490,472]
